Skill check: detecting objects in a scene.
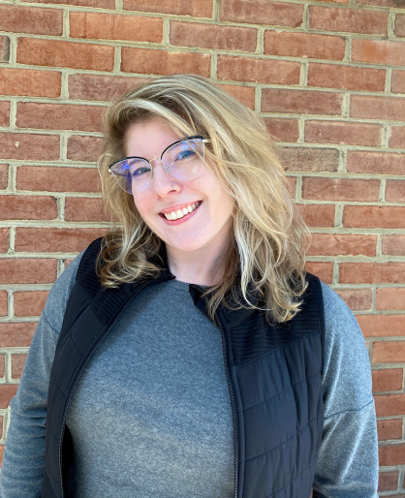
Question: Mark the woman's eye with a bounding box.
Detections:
[131,166,150,177]
[176,149,196,161]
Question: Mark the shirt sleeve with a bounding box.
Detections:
[0,255,83,498]
[312,282,379,498]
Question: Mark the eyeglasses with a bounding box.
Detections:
[108,135,209,195]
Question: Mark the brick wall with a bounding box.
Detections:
[0,0,404,494]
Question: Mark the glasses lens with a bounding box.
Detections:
[162,138,205,180]
[110,158,151,194]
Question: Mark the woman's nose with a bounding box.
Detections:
[151,160,180,196]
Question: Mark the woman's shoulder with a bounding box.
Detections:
[319,281,373,417]
[42,252,84,334]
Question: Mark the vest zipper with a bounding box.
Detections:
[216,309,239,498]
[57,278,168,498]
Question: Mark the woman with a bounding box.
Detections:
[0,74,378,498]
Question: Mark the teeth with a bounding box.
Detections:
[163,202,199,220]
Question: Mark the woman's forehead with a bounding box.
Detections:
[125,118,181,159]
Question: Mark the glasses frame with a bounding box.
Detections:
[108,135,209,194]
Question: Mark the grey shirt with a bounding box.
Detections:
[0,254,378,498]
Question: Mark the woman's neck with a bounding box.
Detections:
[165,242,231,287]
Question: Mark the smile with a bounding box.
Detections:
[162,202,201,221]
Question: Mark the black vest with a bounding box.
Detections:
[41,238,325,498]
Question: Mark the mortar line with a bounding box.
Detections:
[257,28,264,55]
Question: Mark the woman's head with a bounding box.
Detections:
[98,74,308,323]
[123,116,235,265]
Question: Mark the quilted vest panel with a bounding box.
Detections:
[42,238,324,498]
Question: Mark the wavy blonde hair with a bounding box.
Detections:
[98,74,309,324]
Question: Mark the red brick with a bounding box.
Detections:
[123,0,213,17]
[219,0,304,27]
[395,14,405,37]
[67,135,103,162]
[70,12,163,43]
[68,74,145,102]
[379,444,405,466]
[358,314,405,337]
[313,0,349,3]
[65,197,111,222]
[17,166,100,193]
[171,21,256,52]
[297,204,335,227]
[386,180,405,203]
[0,228,8,253]
[309,6,388,35]
[11,354,27,379]
[0,356,4,378]
[383,235,405,257]
[0,164,7,189]
[22,0,114,8]
[0,196,57,221]
[376,394,405,417]
[0,385,18,409]
[376,288,405,311]
[17,38,114,71]
[279,147,339,173]
[264,119,299,142]
[340,263,405,284]
[335,288,372,311]
[17,103,104,133]
[391,70,405,94]
[305,121,381,147]
[308,233,376,257]
[346,151,405,176]
[352,39,405,66]
[344,206,405,229]
[373,341,405,363]
[0,133,60,161]
[14,291,49,317]
[307,63,385,92]
[0,36,10,63]
[302,177,380,202]
[121,48,210,77]
[0,259,57,284]
[378,470,399,491]
[0,4,62,35]
[217,55,300,85]
[351,95,405,121]
[0,102,10,129]
[0,292,7,317]
[0,68,61,98]
[15,227,107,253]
[389,126,405,149]
[378,420,402,442]
[0,322,36,347]
[305,262,333,283]
[264,31,345,60]
[0,446,4,466]
[262,89,343,116]
[356,0,396,6]
[217,84,255,109]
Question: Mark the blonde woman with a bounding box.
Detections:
[0,75,378,498]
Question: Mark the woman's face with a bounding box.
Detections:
[126,117,235,258]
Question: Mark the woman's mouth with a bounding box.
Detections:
[160,201,202,221]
